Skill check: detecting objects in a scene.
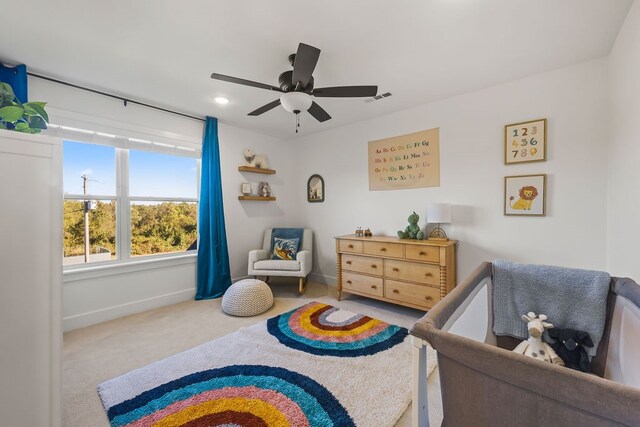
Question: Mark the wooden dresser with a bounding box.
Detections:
[335,235,457,311]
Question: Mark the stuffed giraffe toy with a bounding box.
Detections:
[513,312,564,366]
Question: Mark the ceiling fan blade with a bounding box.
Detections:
[312,85,378,98]
[248,99,281,116]
[292,43,321,88]
[211,73,283,92]
[308,101,331,122]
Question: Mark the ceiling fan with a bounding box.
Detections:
[211,42,378,132]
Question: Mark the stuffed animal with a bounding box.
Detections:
[243,148,269,169]
[547,328,594,372]
[513,312,564,366]
[397,211,425,240]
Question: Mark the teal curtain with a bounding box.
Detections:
[196,117,231,300]
[0,63,28,103]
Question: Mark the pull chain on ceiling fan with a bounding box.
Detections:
[211,42,378,133]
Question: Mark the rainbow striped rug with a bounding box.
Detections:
[98,302,413,427]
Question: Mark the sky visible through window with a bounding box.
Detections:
[130,150,197,198]
[63,141,197,198]
[63,141,115,195]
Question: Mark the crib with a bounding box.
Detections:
[410,262,640,427]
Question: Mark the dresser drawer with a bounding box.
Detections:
[339,240,363,254]
[384,259,440,286]
[342,254,383,276]
[363,241,404,258]
[405,245,440,263]
[342,272,383,297]
[385,279,440,308]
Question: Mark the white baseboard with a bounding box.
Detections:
[63,288,195,331]
[309,272,336,285]
[63,273,332,331]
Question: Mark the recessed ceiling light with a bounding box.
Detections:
[214,97,229,105]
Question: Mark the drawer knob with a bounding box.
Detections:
[392,267,399,272]
[346,261,352,265]
[346,280,352,284]
[425,296,433,301]
[371,264,377,268]
[348,244,354,248]
[419,251,427,256]
[380,247,387,252]
[425,272,432,277]
[371,285,377,289]
[392,289,399,294]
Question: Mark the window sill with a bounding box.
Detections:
[63,253,197,283]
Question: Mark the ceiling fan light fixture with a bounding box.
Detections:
[280,92,312,114]
[210,42,375,127]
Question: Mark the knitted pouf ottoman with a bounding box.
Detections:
[221,279,274,317]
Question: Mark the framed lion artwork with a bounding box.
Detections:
[504,174,546,216]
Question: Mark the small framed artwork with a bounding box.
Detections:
[504,174,546,216]
[241,182,252,195]
[307,174,325,203]
[504,118,546,164]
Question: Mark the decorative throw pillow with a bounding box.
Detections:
[271,237,300,260]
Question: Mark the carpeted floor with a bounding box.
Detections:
[63,279,443,426]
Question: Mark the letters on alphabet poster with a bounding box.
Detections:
[368,128,440,191]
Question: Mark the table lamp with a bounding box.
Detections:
[427,203,451,241]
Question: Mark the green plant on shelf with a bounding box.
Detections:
[0,82,49,134]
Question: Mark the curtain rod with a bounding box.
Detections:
[27,72,206,123]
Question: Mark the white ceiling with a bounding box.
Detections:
[0,0,632,139]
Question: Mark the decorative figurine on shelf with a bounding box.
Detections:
[355,227,364,237]
[364,228,372,237]
[243,148,270,169]
[397,211,424,240]
[258,181,272,197]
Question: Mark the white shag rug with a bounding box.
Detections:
[98,301,437,427]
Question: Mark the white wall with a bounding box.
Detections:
[292,59,610,284]
[62,258,196,331]
[608,1,640,281]
[29,78,298,330]
[26,34,635,330]
[218,124,302,280]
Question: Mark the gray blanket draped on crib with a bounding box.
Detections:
[492,259,610,357]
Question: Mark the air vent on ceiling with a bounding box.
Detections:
[365,92,392,103]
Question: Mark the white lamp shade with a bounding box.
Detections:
[280,92,312,113]
[427,203,452,224]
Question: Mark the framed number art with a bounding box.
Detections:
[504,118,546,164]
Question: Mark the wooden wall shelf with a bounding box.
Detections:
[238,196,276,201]
[238,166,276,175]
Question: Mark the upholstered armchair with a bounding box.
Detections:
[248,228,313,293]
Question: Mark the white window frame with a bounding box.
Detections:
[62,141,201,273]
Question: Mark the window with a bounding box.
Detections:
[129,150,198,257]
[62,140,199,267]
[63,142,117,265]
